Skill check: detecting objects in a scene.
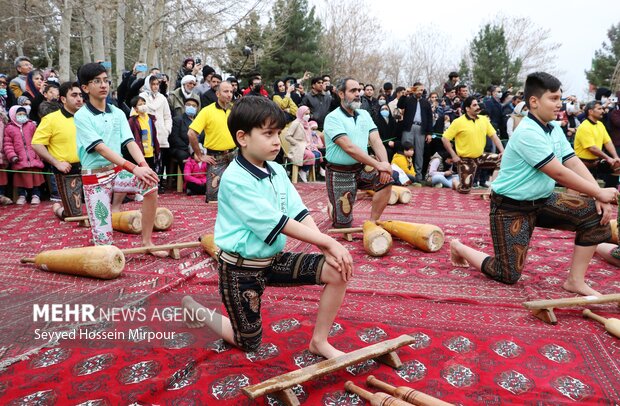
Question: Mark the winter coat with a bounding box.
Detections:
[183,157,207,188]
[169,114,194,152]
[168,87,201,118]
[0,117,6,167]
[128,114,161,157]
[3,105,44,170]
[139,90,173,148]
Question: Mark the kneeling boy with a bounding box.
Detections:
[183,96,353,359]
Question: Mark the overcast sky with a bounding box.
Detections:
[314,0,619,99]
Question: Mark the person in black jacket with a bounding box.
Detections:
[372,103,398,162]
[397,82,433,181]
[169,97,200,173]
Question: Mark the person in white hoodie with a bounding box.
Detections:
[140,74,172,192]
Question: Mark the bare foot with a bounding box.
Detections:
[181,296,211,328]
[52,203,64,219]
[562,279,601,297]
[309,339,345,359]
[143,243,169,258]
[450,239,469,267]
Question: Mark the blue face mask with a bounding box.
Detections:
[0,89,6,97]
[16,115,29,124]
[185,106,197,116]
[380,110,389,118]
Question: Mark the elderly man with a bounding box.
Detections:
[9,56,33,98]
[574,100,620,187]
[442,96,504,193]
[323,77,393,228]
[188,81,235,202]
[168,75,201,117]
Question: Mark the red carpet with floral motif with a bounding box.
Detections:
[0,184,619,405]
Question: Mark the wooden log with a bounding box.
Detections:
[199,234,219,260]
[367,375,454,406]
[523,293,620,325]
[65,208,174,233]
[344,381,412,406]
[376,220,444,252]
[583,309,620,339]
[392,186,412,204]
[242,334,415,402]
[366,189,399,205]
[20,246,125,279]
[153,207,173,231]
[363,221,392,257]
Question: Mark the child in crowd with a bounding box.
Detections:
[427,150,459,189]
[285,106,322,182]
[0,111,12,204]
[391,142,416,184]
[3,105,44,204]
[183,96,352,359]
[128,95,160,173]
[183,149,207,195]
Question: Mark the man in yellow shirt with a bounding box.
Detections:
[442,96,504,193]
[574,100,620,187]
[188,81,235,202]
[32,82,84,218]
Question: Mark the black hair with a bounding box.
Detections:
[311,77,324,86]
[523,72,562,108]
[364,84,375,91]
[58,81,79,99]
[77,63,107,86]
[322,74,331,80]
[394,86,406,94]
[449,71,459,79]
[42,82,60,94]
[130,95,146,108]
[383,82,393,91]
[413,82,423,88]
[455,84,467,93]
[401,141,414,151]
[148,75,159,84]
[211,73,222,82]
[462,96,476,110]
[227,96,287,150]
[584,100,601,116]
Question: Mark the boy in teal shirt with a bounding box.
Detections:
[183,96,352,358]
[450,72,617,296]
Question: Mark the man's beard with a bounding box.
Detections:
[344,98,361,110]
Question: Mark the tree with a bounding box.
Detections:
[401,28,455,92]
[586,22,620,88]
[260,0,324,86]
[469,24,522,93]
[220,11,267,79]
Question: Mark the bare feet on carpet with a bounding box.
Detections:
[143,243,169,258]
[181,296,210,328]
[562,278,601,297]
[309,339,345,359]
[52,203,64,219]
[450,239,469,267]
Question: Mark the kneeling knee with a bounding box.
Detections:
[238,337,262,352]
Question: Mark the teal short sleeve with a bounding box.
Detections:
[220,179,289,245]
[514,127,555,169]
[118,110,135,147]
[75,109,103,154]
[560,131,576,162]
[285,178,309,222]
[324,113,346,142]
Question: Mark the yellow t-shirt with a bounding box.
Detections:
[443,114,496,158]
[31,109,80,163]
[138,114,154,158]
[574,119,612,160]
[391,153,416,176]
[189,102,235,151]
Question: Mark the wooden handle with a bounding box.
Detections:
[121,241,201,255]
[327,227,363,234]
[583,309,608,325]
[64,215,88,222]
[20,258,35,264]
[523,293,620,309]
[367,375,395,393]
[345,382,412,406]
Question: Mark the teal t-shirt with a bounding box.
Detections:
[323,107,377,165]
[491,114,575,200]
[75,102,134,169]
[214,154,309,259]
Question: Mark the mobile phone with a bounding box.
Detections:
[610,96,618,103]
[136,64,147,72]
[195,57,201,65]
[101,61,112,69]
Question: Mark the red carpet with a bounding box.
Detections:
[1,184,619,404]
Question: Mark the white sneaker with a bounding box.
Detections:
[16,196,26,205]
[483,181,492,188]
[299,170,308,183]
[133,194,144,202]
[319,167,326,177]
[31,195,41,205]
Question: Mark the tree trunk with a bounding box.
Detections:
[81,8,93,63]
[146,0,166,68]
[91,3,105,61]
[103,10,112,63]
[58,0,73,81]
[15,3,24,56]
[115,0,126,83]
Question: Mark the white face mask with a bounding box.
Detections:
[303,114,310,122]
[16,114,28,124]
[137,105,148,114]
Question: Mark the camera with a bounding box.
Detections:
[195,57,201,65]
[610,96,618,103]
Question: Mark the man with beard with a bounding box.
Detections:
[323,77,393,228]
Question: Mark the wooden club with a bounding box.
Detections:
[367,375,454,406]
[583,309,620,339]
[344,381,412,406]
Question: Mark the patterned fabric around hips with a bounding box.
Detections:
[206,150,236,202]
[54,163,83,218]
[481,192,611,285]
[218,251,325,352]
[456,153,501,193]
[325,162,393,228]
[82,166,157,245]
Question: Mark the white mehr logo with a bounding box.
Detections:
[33,304,96,322]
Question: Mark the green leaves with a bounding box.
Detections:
[94,201,109,226]
[585,23,620,88]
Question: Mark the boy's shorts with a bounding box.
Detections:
[217,251,325,352]
[82,164,157,245]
